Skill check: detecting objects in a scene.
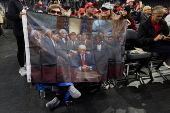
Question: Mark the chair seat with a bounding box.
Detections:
[127,52,152,59]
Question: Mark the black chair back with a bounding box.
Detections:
[125,29,140,50]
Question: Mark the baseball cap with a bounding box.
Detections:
[78,8,85,14]
[94,9,101,14]
[117,7,123,11]
[84,2,97,9]
[101,3,113,10]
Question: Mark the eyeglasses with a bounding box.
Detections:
[101,8,109,11]
[50,10,62,15]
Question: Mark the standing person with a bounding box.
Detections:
[0,7,4,37]
[8,0,32,76]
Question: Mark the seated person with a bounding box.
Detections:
[138,6,170,67]
[71,45,96,71]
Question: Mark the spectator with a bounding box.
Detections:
[78,8,85,18]
[126,0,135,12]
[8,0,32,76]
[82,2,98,19]
[120,5,138,32]
[94,9,101,18]
[138,6,170,67]
[61,2,73,17]
[46,4,62,16]
[35,2,46,13]
[140,6,152,23]
[99,3,117,20]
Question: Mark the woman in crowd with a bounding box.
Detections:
[120,5,138,32]
[98,3,120,90]
[140,6,152,23]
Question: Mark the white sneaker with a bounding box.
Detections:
[19,67,27,76]
[68,85,81,98]
[46,97,60,109]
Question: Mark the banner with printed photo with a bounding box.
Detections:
[24,11,127,83]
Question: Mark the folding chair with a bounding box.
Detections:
[150,53,169,81]
[124,29,153,85]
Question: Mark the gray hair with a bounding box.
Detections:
[152,6,165,13]
[59,29,67,34]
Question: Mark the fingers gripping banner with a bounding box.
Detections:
[24,11,127,83]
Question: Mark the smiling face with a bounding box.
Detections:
[101,8,111,17]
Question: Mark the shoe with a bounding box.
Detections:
[46,97,60,109]
[101,81,109,90]
[19,67,27,76]
[68,85,81,98]
[163,62,170,68]
[108,79,116,89]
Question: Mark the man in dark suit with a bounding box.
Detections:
[66,32,79,54]
[41,29,58,65]
[29,30,44,65]
[79,33,92,50]
[71,45,96,71]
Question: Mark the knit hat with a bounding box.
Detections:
[123,5,131,13]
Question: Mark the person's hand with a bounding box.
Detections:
[81,65,90,71]
[86,51,91,54]
[154,34,164,41]
[72,50,78,55]
[19,11,26,18]
[67,53,73,57]
[58,56,65,61]
[163,36,170,41]
[127,19,131,26]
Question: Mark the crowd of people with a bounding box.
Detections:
[0,0,170,110]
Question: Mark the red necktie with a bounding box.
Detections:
[81,54,85,65]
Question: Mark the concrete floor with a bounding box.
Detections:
[1,29,170,113]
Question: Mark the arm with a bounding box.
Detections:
[138,24,154,46]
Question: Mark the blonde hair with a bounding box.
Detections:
[99,10,115,20]
[143,6,151,13]
[46,4,61,13]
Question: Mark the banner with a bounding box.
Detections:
[25,11,127,83]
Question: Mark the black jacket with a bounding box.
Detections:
[8,0,32,36]
[138,18,169,51]
[139,13,149,23]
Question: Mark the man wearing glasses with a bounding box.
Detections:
[82,2,98,19]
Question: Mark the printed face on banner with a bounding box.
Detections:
[26,11,127,83]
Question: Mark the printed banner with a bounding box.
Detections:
[25,11,127,83]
